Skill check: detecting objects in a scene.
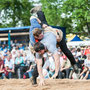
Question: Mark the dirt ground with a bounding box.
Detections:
[0,79,90,90]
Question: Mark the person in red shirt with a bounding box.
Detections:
[0,57,5,79]
[84,46,90,55]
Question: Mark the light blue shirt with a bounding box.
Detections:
[41,32,58,54]
[15,57,24,66]
[36,32,58,59]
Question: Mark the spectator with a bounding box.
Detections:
[42,53,55,79]
[13,40,19,47]
[5,55,14,78]
[15,53,24,79]
[11,49,17,62]
[48,55,55,78]
[22,52,28,65]
[84,46,90,55]
[0,57,5,79]
[23,62,36,79]
[0,44,7,51]
[59,54,71,79]
[76,48,81,57]
[19,44,25,50]
[79,54,90,79]
[78,50,86,64]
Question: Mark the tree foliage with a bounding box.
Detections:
[0,0,33,27]
[0,0,89,37]
[40,0,90,37]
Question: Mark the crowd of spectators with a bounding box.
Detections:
[0,42,35,79]
[0,43,90,80]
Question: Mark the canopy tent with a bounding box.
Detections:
[67,41,90,46]
[66,34,75,42]
[70,35,82,41]
[66,35,85,46]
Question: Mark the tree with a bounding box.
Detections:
[40,0,90,37]
[61,0,90,37]
[0,0,33,27]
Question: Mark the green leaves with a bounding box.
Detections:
[0,0,33,27]
[40,0,90,37]
[0,0,89,37]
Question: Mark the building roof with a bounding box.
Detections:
[0,26,30,31]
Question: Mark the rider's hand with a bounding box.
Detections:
[39,78,45,86]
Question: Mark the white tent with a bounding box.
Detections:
[67,41,90,46]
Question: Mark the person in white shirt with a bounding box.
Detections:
[5,55,14,78]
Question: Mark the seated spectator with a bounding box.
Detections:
[71,48,76,58]
[19,44,25,50]
[1,54,7,64]
[75,57,83,70]
[3,64,12,79]
[0,57,5,79]
[59,54,71,79]
[15,45,19,53]
[69,56,85,79]
[11,49,17,62]
[42,53,55,79]
[22,52,28,65]
[13,39,19,47]
[76,48,81,57]
[41,52,56,79]
[0,45,1,51]
[5,55,14,78]
[40,53,49,79]
[23,62,36,79]
[15,53,25,79]
[79,54,90,79]
[0,44,7,51]
[78,50,86,63]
